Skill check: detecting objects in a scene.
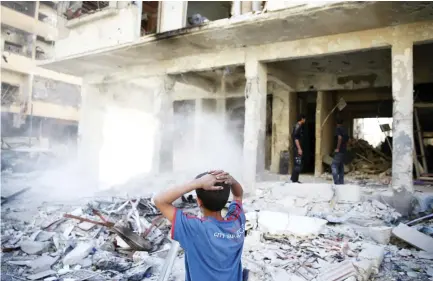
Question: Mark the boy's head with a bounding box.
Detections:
[195,172,231,212]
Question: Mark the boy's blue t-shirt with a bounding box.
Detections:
[172,200,246,281]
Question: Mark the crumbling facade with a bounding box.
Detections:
[1,1,81,150]
[41,1,433,191]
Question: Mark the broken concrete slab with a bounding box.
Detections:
[27,269,56,280]
[20,240,50,255]
[258,211,327,237]
[358,243,384,273]
[272,184,334,202]
[78,221,96,231]
[63,242,95,265]
[30,255,59,273]
[35,231,55,242]
[317,260,356,281]
[351,225,392,245]
[335,184,361,203]
[392,223,433,253]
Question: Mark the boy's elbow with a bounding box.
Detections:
[153,194,163,209]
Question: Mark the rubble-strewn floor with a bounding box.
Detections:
[2,171,433,281]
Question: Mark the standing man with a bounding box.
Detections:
[332,118,349,185]
[290,114,306,183]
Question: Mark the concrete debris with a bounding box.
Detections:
[1,193,196,280]
[392,223,433,253]
[63,242,95,265]
[2,176,433,281]
[27,269,56,280]
[20,240,50,255]
[317,260,356,281]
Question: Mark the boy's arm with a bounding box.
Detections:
[154,173,224,223]
[153,181,200,223]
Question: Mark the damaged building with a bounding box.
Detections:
[37,1,433,192]
[2,2,433,281]
[1,1,81,170]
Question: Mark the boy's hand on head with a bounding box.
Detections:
[209,170,235,185]
[195,173,224,191]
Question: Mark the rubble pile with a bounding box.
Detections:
[240,183,433,281]
[2,179,433,281]
[1,196,197,281]
[347,139,391,175]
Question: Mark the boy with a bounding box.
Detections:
[154,170,245,281]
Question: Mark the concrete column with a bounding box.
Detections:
[153,75,175,173]
[391,42,414,193]
[194,98,203,152]
[243,57,267,194]
[270,88,289,173]
[315,91,335,176]
[77,83,106,185]
[216,98,226,126]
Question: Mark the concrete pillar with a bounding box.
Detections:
[194,98,203,152]
[216,98,226,126]
[77,83,106,185]
[243,57,267,193]
[315,91,335,176]
[391,42,414,193]
[153,76,176,173]
[270,88,289,173]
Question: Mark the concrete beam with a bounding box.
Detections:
[1,102,79,121]
[173,73,217,93]
[83,21,433,85]
[1,70,25,86]
[0,6,58,40]
[267,66,296,91]
[39,3,57,18]
[336,88,392,102]
[2,54,82,85]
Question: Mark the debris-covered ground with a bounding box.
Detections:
[1,171,433,281]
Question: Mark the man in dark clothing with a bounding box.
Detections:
[290,114,306,183]
[332,118,349,185]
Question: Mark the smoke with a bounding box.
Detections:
[1,79,246,205]
[172,109,243,181]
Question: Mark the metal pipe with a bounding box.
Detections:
[158,240,180,281]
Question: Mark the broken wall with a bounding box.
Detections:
[55,3,141,59]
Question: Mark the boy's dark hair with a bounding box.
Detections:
[336,118,343,125]
[195,172,231,212]
[297,114,306,122]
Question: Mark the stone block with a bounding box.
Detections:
[392,223,433,253]
[336,184,361,203]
